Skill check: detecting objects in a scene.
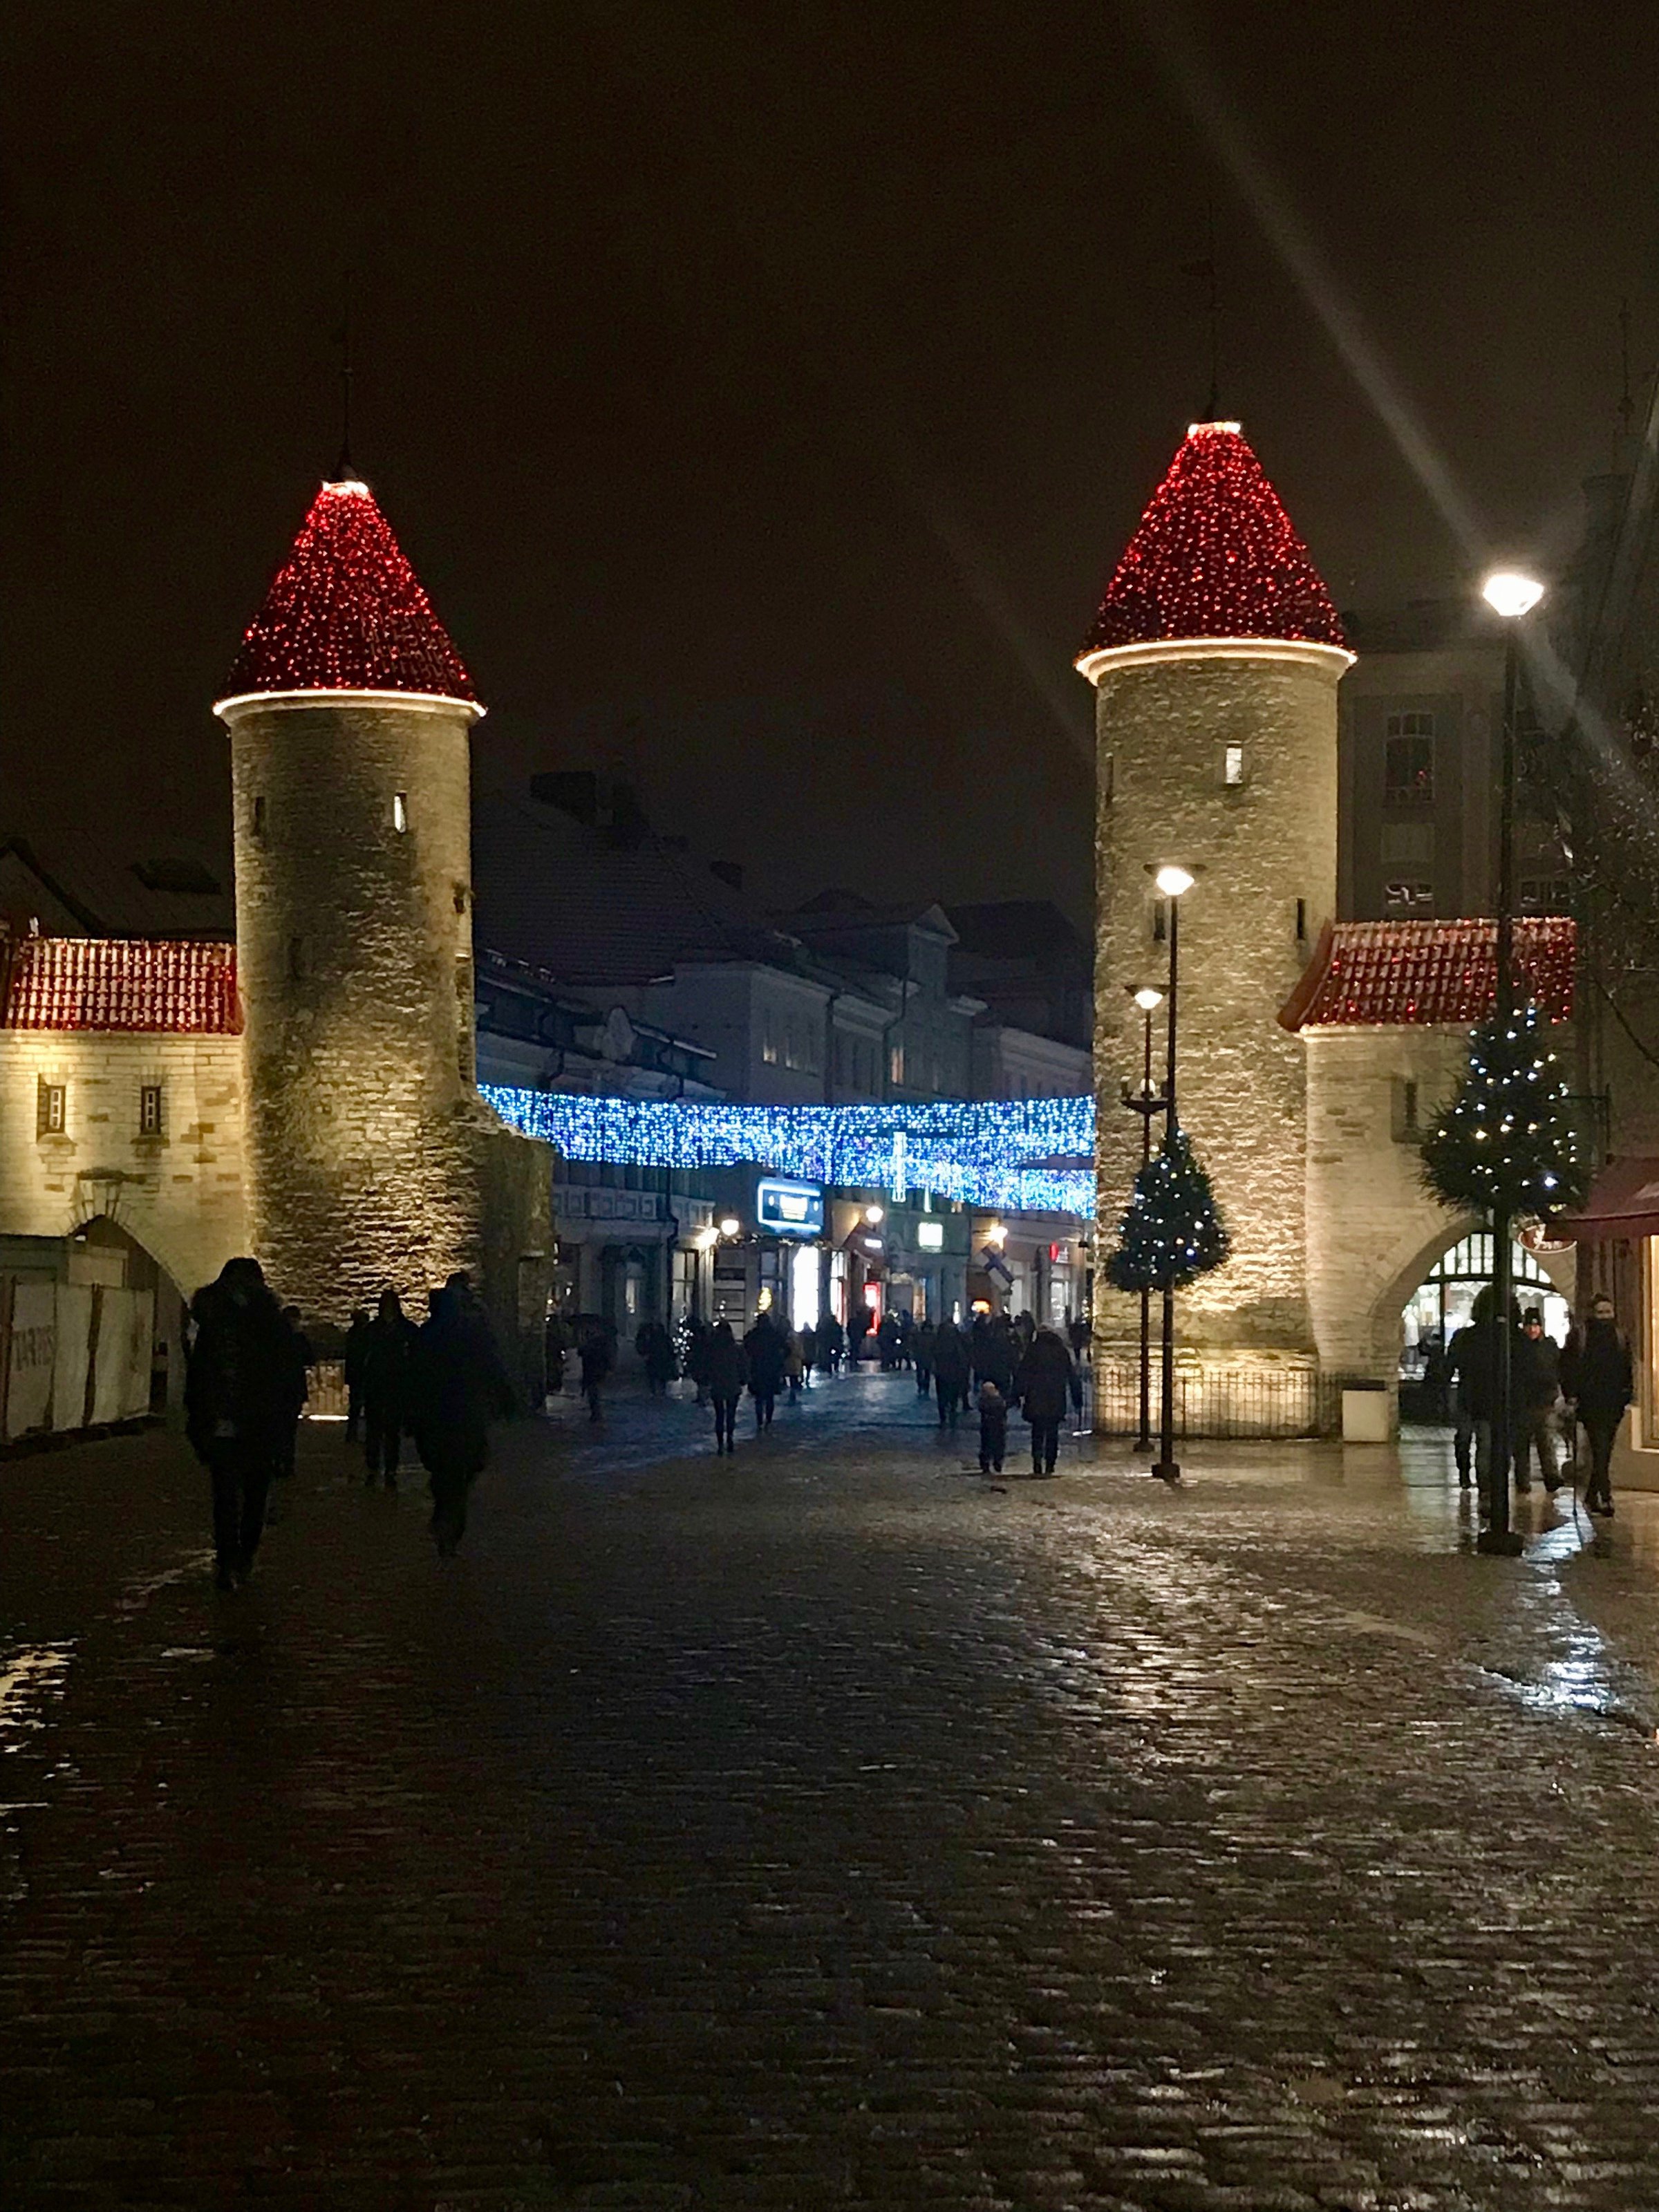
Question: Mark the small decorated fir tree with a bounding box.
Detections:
[1420,1000,1588,1219]
[1106,1123,1231,1294]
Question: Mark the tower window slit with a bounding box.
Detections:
[252,794,266,841]
[1295,897,1307,941]
[393,792,409,834]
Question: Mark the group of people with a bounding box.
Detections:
[189,1259,514,1589]
[1443,1288,1633,1517]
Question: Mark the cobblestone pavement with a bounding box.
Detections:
[5,1370,1659,2209]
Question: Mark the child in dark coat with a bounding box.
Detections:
[977,1380,1008,1474]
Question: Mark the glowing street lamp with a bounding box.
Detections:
[1122,983,1168,1451]
[718,1216,741,1240]
[1477,567,1546,1557]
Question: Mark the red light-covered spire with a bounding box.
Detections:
[219,477,478,707]
[1076,422,1347,670]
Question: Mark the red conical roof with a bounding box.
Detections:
[222,478,477,705]
[1078,422,1346,662]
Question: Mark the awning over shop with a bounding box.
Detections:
[1559,1157,1659,1243]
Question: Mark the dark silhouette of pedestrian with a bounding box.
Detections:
[913,1318,936,1396]
[932,1318,971,1426]
[343,1307,371,1441]
[361,1287,417,1488]
[579,1319,613,1421]
[444,1270,517,1414]
[1562,1292,1633,1517]
[185,1256,292,1590]
[1015,1326,1080,1477]
[636,1318,676,1394]
[410,1285,513,1555]
[816,1313,845,1375]
[684,1315,712,1405]
[977,1380,1007,1472]
[795,1323,816,1389]
[706,1320,747,1453]
[543,1310,570,1398]
[744,1313,786,1429]
[1513,1309,1563,1494]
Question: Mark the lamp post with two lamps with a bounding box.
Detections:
[1477,567,1546,1556]
[1122,982,1166,1451]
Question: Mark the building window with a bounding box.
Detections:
[1519,876,1573,913]
[37,1079,65,1137]
[288,934,306,982]
[1223,744,1246,787]
[1152,902,1167,944]
[393,791,409,834]
[139,1083,164,1136]
[1392,1076,1423,1144]
[252,794,266,841]
[1295,897,1307,942]
[1384,713,1436,803]
[1102,753,1115,805]
[889,1042,905,1087]
[761,1013,778,1066]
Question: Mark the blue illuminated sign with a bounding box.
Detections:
[756,1179,824,1237]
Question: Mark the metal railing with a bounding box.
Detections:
[1086,1360,1343,1439]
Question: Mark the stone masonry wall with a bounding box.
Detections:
[225,695,492,1325]
[0,1030,247,1297]
[1093,649,1343,1366]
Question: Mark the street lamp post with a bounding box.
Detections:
[1150,864,1195,1481]
[1122,984,1166,1450]
[1478,568,1545,1558]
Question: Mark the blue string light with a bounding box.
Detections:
[480,1088,1096,1215]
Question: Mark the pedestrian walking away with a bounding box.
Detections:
[409,1285,514,1555]
[185,1256,294,1590]
[1562,1292,1633,1517]
[1015,1325,1080,1477]
[635,1317,677,1395]
[816,1312,845,1376]
[931,1318,971,1427]
[579,1319,615,1421]
[361,1287,418,1488]
[1513,1308,1563,1494]
[705,1320,747,1454]
[976,1380,1007,1472]
[913,1318,936,1397]
[1444,1312,1480,1486]
[744,1313,786,1430]
[342,1306,371,1441]
[783,1329,805,1400]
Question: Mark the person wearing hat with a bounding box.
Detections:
[1512,1308,1563,1494]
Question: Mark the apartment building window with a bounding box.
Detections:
[889,1042,905,1087]
[139,1083,165,1136]
[1519,876,1573,913]
[37,1079,66,1136]
[1384,712,1436,803]
[761,1012,779,1066]
[1384,880,1435,916]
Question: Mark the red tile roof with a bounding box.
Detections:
[221,478,476,705]
[1280,917,1575,1031]
[1078,422,1347,662]
[1,938,241,1033]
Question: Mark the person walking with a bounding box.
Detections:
[816,1312,845,1376]
[876,1313,901,1371]
[684,1315,713,1406]
[1015,1325,1080,1478]
[744,1313,786,1430]
[931,1316,971,1427]
[912,1318,936,1398]
[1447,1286,1522,1512]
[579,1319,614,1422]
[706,1320,747,1453]
[361,1287,417,1489]
[1444,1312,1481,1487]
[796,1322,816,1389]
[1562,1291,1633,1517]
[185,1256,293,1590]
[409,1285,513,1555]
[1513,1309,1563,1495]
[342,1307,371,1442]
[636,1317,676,1396]
[976,1379,1008,1473]
[783,1327,805,1400]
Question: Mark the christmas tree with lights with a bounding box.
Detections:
[1105,1123,1230,1294]
[1419,999,1587,1220]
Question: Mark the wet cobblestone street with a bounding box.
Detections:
[5,1371,1659,2209]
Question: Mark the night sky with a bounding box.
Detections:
[5,3,1656,928]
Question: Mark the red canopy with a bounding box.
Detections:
[1559,1156,1659,1244]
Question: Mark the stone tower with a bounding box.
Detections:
[1078,422,1353,1382]
[215,474,491,1321]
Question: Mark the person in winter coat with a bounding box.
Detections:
[976,1380,1008,1473]
[931,1319,971,1426]
[636,1318,677,1395]
[185,1256,294,1589]
[1447,1286,1524,1506]
[706,1320,748,1452]
[579,1320,614,1422]
[1512,1309,1563,1494]
[1443,1315,1480,1485]
[912,1318,937,1398]
[342,1308,371,1441]
[1561,1293,1634,1517]
[1015,1327,1080,1477]
[744,1314,787,1429]
[409,1285,514,1555]
[684,1316,713,1405]
[876,1313,901,1371]
[361,1287,418,1488]
[816,1313,845,1375]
